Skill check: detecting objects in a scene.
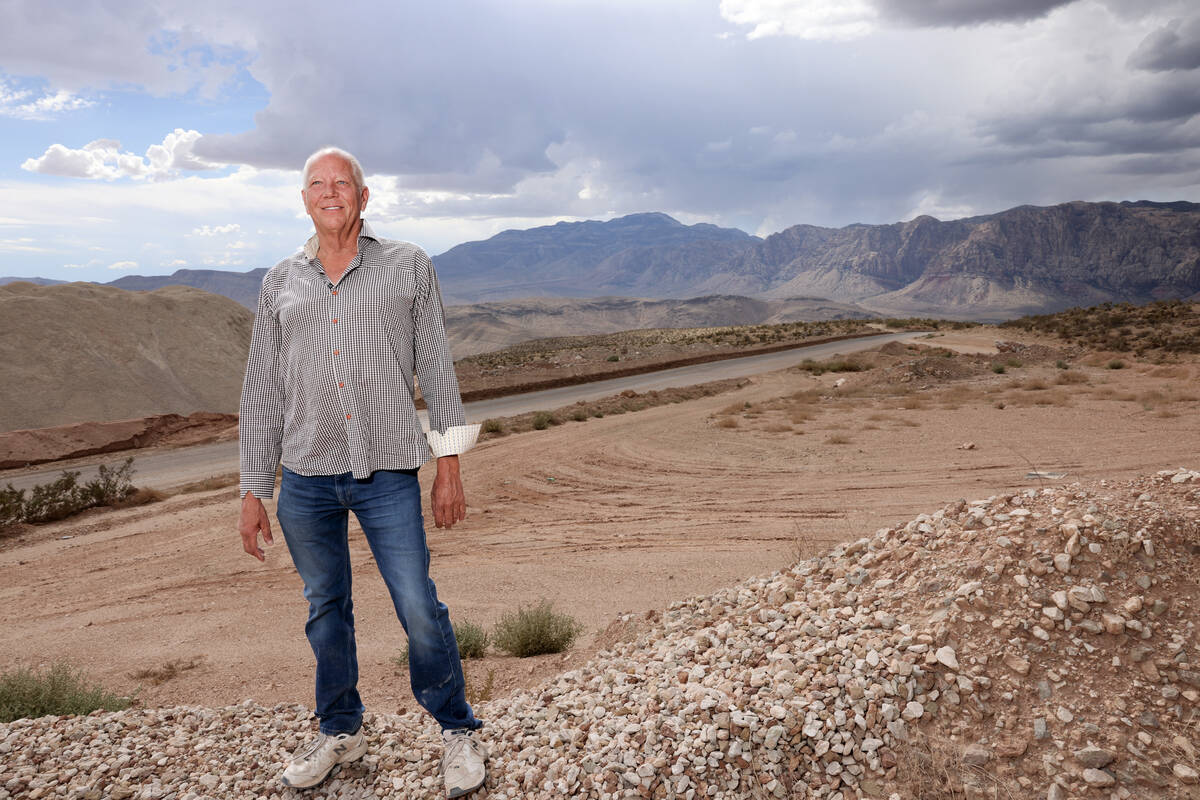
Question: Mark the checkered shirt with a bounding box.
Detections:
[239,221,479,499]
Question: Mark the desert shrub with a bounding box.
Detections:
[393,620,492,668]
[493,600,583,658]
[716,417,739,428]
[571,408,588,422]
[453,620,491,659]
[991,364,1006,374]
[1055,359,1068,369]
[606,355,619,362]
[531,411,557,430]
[481,418,505,435]
[796,358,866,376]
[0,663,130,722]
[5,458,136,526]
[0,485,23,528]
[825,434,852,444]
[1107,359,1126,369]
[1005,358,1023,368]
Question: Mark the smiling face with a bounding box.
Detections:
[302,153,369,235]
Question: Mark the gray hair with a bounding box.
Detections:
[302,146,366,190]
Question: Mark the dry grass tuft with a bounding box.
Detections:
[129,657,204,686]
[894,732,1018,800]
[825,434,852,445]
[716,417,739,428]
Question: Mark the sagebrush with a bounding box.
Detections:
[0,663,130,722]
[1,458,137,527]
[493,600,583,658]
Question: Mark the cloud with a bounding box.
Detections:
[719,0,1079,40]
[0,80,93,120]
[107,260,138,270]
[876,0,1078,27]
[1129,16,1200,71]
[21,129,220,180]
[192,222,241,236]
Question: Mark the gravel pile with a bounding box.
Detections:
[3,469,1198,799]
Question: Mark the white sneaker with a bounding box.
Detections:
[441,728,487,798]
[280,728,367,789]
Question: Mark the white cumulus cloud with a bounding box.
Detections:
[21,129,220,180]
[108,260,138,270]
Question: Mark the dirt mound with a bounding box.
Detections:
[0,281,252,432]
[2,469,1196,798]
[0,413,238,469]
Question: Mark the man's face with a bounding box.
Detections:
[302,154,369,232]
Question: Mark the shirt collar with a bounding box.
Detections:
[302,220,379,261]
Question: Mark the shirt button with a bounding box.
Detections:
[333,349,340,356]
[331,290,338,295]
[346,413,352,420]
[332,318,338,324]
[338,382,345,388]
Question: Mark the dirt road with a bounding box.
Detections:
[1,331,923,493]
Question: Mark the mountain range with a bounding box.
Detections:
[7,200,1198,321]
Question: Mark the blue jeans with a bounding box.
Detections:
[276,466,480,735]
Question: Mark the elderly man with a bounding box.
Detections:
[238,146,486,797]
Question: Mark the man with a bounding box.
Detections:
[238,146,487,797]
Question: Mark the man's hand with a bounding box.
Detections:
[431,455,467,529]
[239,492,274,561]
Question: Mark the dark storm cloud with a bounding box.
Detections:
[877,0,1078,27]
[1128,16,1200,72]
[7,0,1200,236]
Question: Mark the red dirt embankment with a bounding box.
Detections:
[0,412,239,469]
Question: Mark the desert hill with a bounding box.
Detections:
[445,294,876,356]
[0,282,252,432]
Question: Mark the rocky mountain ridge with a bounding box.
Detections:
[12,201,1199,322]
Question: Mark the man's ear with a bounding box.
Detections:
[361,185,370,209]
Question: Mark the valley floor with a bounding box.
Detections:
[1,329,1198,715]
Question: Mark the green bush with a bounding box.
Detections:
[1107,359,1126,370]
[992,364,1006,374]
[453,620,490,659]
[571,409,588,422]
[481,418,505,435]
[606,355,620,362]
[393,620,490,668]
[492,600,583,658]
[2,458,136,526]
[0,663,130,722]
[531,411,557,430]
[1055,359,1069,369]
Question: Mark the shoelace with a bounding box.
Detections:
[442,732,474,767]
[294,733,329,762]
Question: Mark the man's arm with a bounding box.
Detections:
[411,249,478,529]
[238,277,285,558]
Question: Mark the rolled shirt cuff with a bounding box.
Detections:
[426,423,481,458]
[239,474,277,500]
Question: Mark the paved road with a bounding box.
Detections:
[5,331,923,492]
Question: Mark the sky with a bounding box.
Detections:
[2,0,1198,283]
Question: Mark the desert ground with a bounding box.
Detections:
[1,326,1197,721]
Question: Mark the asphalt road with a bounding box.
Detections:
[5,331,923,492]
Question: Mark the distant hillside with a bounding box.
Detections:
[0,282,252,432]
[444,294,876,356]
[433,212,760,303]
[108,267,268,310]
[708,201,1200,321]
[0,276,65,286]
